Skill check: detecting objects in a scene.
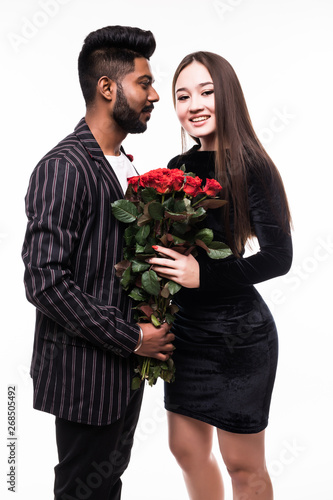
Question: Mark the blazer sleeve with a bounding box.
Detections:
[199,167,293,291]
[22,158,140,356]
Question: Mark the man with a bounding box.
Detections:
[22,25,174,499]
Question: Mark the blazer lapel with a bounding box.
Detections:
[74,118,124,199]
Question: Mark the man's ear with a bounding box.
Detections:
[96,76,115,101]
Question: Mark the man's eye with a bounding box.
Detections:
[141,81,149,88]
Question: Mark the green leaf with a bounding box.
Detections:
[148,202,164,220]
[195,239,210,252]
[171,234,186,245]
[207,241,233,259]
[120,266,132,290]
[170,304,179,315]
[135,243,145,253]
[183,198,192,209]
[191,207,207,219]
[174,199,186,213]
[128,287,148,302]
[144,243,155,254]
[132,252,155,262]
[148,376,158,386]
[165,313,175,324]
[135,225,150,246]
[168,280,182,296]
[195,228,214,245]
[161,370,174,383]
[167,357,175,370]
[165,211,188,222]
[136,304,154,318]
[124,226,138,246]
[151,314,161,327]
[199,199,227,209]
[111,199,138,223]
[137,214,152,226]
[172,222,190,235]
[114,259,131,278]
[141,270,161,296]
[163,197,175,211]
[131,260,151,273]
[161,284,170,299]
[131,377,142,390]
[123,247,135,261]
[152,366,161,378]
[141,187,158,203]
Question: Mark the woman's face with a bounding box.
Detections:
[175,61,217,151]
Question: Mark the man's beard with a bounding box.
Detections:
[113,83,151,134]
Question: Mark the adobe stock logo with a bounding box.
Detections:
[213,0,244,20]
[258,107,296,145]
[7,0,73,53]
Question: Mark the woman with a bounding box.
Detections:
[147,52,292,499]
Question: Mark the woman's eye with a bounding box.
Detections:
[177,95,189,101]
[202,90,214,96]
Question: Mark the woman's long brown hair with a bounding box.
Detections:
[172,51,292,256]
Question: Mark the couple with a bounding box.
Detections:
[22,25,292,500]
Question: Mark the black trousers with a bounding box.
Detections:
[54,386,144,500]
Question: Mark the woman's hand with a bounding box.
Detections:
[146,245,200,288]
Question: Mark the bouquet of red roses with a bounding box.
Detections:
[111,166,232,388]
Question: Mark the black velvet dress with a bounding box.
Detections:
[164,147,293,434]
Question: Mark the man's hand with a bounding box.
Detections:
[135,322,174,361]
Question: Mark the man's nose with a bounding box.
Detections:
[148,86,160,102]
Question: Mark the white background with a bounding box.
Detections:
[1,0,332,498]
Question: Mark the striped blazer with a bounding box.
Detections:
[22,118,141,426]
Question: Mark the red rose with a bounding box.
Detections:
[169,169,185,191]
[126,154,134,162]
[203,178,222,197]
[140,168,180,194]
[127,175,140,192]
[139,170,157,189]
[155,170,172,193]
[183,176,203,197]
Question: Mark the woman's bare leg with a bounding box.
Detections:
[217,429,273,500]
[167,411,224,500]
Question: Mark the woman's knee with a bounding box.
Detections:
[168,433,193,467]
[226,464,251,486]
[225,459,269,493]
[168,413,213,469]
[218,429,267,484]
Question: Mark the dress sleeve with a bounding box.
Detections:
[199,166,293,291]
[22,158,140,356]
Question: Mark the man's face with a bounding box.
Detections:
[113,57,159,134]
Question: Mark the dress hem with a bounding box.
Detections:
[165,405,268,435]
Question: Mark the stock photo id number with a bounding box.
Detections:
[7,386,17,492]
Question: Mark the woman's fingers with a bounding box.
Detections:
[152,269,179,281]
[147,257,178,269]
[152,245,183,260]
[146,245,200,288]
[147,246,185,269]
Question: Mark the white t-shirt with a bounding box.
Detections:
[105,152,137,195]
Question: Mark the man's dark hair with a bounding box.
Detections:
[78,25,156,106]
